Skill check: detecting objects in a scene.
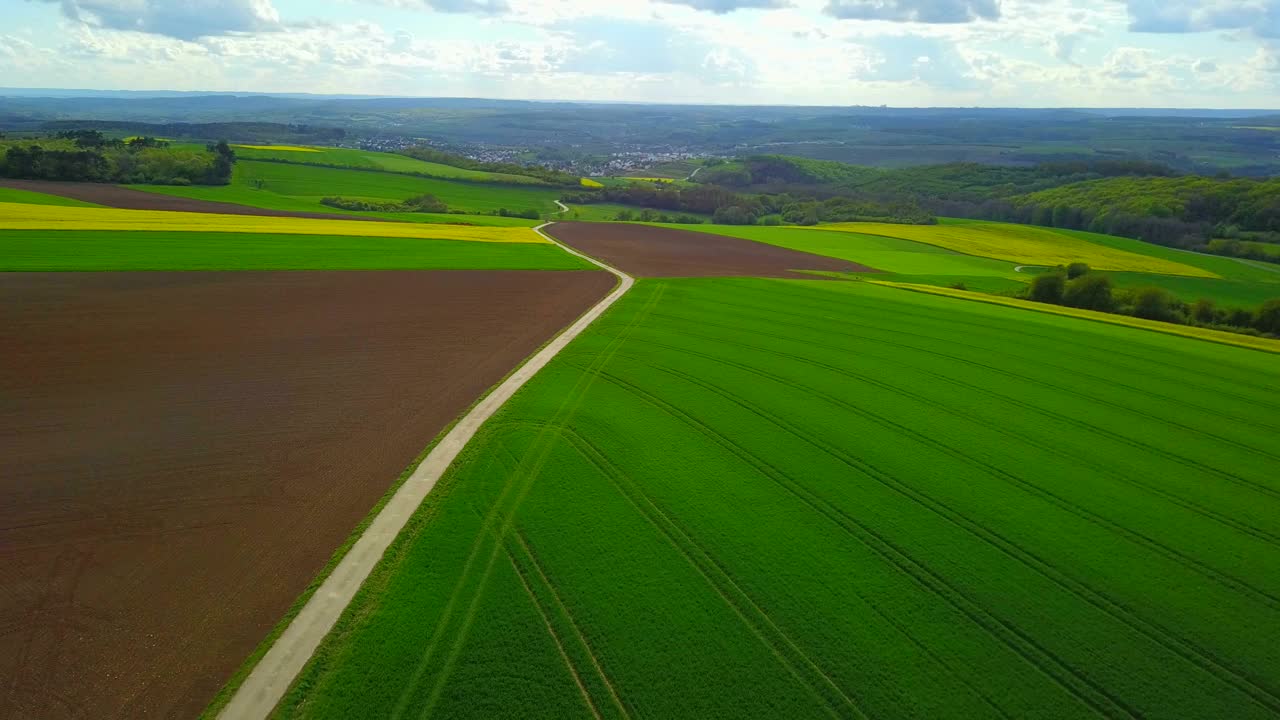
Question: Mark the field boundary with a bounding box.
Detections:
[868,280,1280,354]
[216,224,633,719]
[811,223,1216,279]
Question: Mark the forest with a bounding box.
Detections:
[693,155,1280,262]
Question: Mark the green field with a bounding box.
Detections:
[1041,226,1280,283]
[132,161,563,218]
[676,221,1280,306]
[226,145,547,184]
[275,277,1280,720]
[0,186,101,207]
[0,229,591,271]
[663,223,1027,292]
[1101,271,1280,309]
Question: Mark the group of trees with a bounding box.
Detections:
[613,209,704,224]
[0,131,235,185]
[320,193,448,214]
[1025,264,1280,336]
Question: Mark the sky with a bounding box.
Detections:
[0,0,1277,107]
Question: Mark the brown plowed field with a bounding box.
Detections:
[0,179,382,221]
[0,270,612,720]
[546,221,876,278]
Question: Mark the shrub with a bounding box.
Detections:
[403,194,447,213]
[1256,298,1280,334]
[1066,262,1091,279]
[1131,287,1180,322]
[1191,298,1217,324]
[1028,272,1066,304]
[1226,307,1255,327]
[1062,274,1114,312]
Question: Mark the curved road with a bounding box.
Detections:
[218,223,633,719]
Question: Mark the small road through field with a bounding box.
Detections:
[218,224,632,720]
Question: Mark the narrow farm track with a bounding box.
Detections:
[216,224,632,719]
[275,276,1280,720]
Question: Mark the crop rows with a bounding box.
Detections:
[277,277,1280,719]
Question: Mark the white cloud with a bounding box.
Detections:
[1126,0,1280,39]
[366,0,511,14]
[43,0,282,40]
[656,0,792,13]
[824,0,1000,23]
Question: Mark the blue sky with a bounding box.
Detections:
[1,0,1277,107]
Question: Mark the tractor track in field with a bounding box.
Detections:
[506,529,631,720]
[218,223,634,720]
[384,282,661,720]
[504,538,608,720]
[566,340,1280,716]
[679,289,1280,461]
[586,339,1280,713]
[691,284,1280,423]
[653,297,1280,506]
[615,330,1280,551]
[554,424,869,720]
[630,306,1280,605]
[568,362,1142,720]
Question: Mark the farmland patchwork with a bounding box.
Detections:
[278,276,1280,719]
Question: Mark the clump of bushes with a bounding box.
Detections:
[494,208,541,219]
[613,209,704,224]
[321,193,449,214]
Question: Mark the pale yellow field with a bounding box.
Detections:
[871,280,1279,353]
[815,222,1215,278]
[624,177,675,183]
[580,178,605,188]
[231,144,322,152]
[0,202,548,243]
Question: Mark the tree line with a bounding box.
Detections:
[561,183,933,226]
[41,120,345,143]
[1023,263,1280,338]
[0,131,235,185]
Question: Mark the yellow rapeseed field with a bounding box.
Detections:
[580,178,605,188]
[871,280,1279,353]
[816,222,1215,277]
[231,144,322,152]
[0,202,548,243]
